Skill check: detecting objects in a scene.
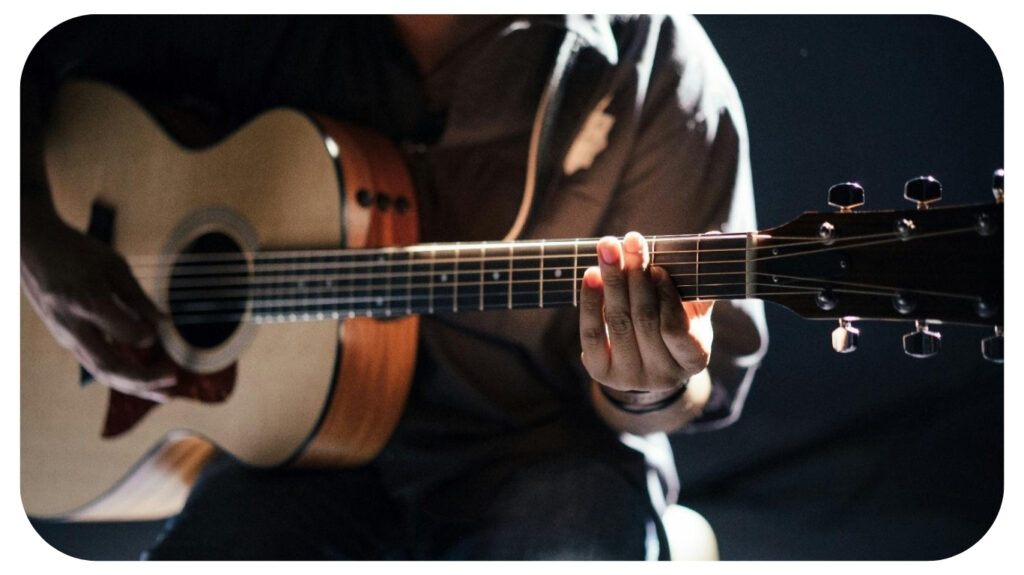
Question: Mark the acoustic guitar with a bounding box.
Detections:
[21,81,1003,521]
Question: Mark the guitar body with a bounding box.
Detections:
[21,82,419,519]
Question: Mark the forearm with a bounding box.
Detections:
[591,369,711,435]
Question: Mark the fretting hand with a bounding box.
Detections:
[579,232,713,428]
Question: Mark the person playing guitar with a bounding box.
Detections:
[21,15,766,559]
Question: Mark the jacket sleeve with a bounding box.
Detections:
[602,15,768,431]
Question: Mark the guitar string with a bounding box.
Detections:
[127,227,974,288]
[158,267,981,309]
[140,227,983,304]
[125,230,900,274]
[161,272,985,321]
[163,283,937,326]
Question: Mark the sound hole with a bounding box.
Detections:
[169,232,247,349]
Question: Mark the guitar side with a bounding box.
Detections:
[21,82,418,519]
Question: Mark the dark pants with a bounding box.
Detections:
[142,452,666,560]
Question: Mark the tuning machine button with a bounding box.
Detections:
[827,182,865,212]
[831,319,859,354]
[904,176,942,209]
[992,169,1004,203]
[981,326,1003,363]
[903,321,941,358]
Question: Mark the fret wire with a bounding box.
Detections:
[429,248,435,315]
[507,245,513,310]
[453,243,459,313]
[539,240,545,309]
[572,238,579,308]
[479,246,484,311]
[385,250,392,317]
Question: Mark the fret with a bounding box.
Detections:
[483,246,510,310]
[541,242,578,308]
[432,247,456,313]
[510,244,541,309]
[389,248,413,316]
[690,234,749,300]
[329,254,353,319]
[507,245,513,310]
[652,236,698,301]
[409,249,433,315]
[364,251,388,317]
[384,250,393,317]
[455,244,480,312]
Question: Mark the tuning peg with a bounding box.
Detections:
[828,182,865,212]
[903,321,941,358]
[831,319,859,353]
[904,176,942,209]
[993,169,1004,203]
[981,326,1003,363]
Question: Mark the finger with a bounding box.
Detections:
[623,240,687,391]
[596,236,642,381]
[72,322,175,402]
[653,267,712,375]
[579,267,610,379]
[683,299,716,359]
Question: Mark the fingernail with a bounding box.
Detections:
[598,241,619,265]
[622,232,642,254]
[583,267,602,289]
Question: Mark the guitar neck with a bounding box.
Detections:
[166,233,755,325]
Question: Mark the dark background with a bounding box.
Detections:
[28,15,1005,560]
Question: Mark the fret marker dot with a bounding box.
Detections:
[376,296,384,306]
[440,273,448,282]
[492,272,500,281]
[554,269,563,278]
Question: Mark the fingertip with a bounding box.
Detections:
[649,265,666,283]
[582,267,603,289]
[622,231,644,254]
[597,237,621,266]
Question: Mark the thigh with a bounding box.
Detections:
[439,455,664,560]
[143,455,405,560]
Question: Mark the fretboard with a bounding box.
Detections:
[166,233,752,325]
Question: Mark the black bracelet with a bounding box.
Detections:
[597,381,688,414]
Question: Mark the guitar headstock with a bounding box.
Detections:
[753,173,1003,361]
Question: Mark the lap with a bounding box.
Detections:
[144,451,663,560]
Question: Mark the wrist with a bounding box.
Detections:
[595,379,689,415]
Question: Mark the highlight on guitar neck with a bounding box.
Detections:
[749,171,1004,362]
